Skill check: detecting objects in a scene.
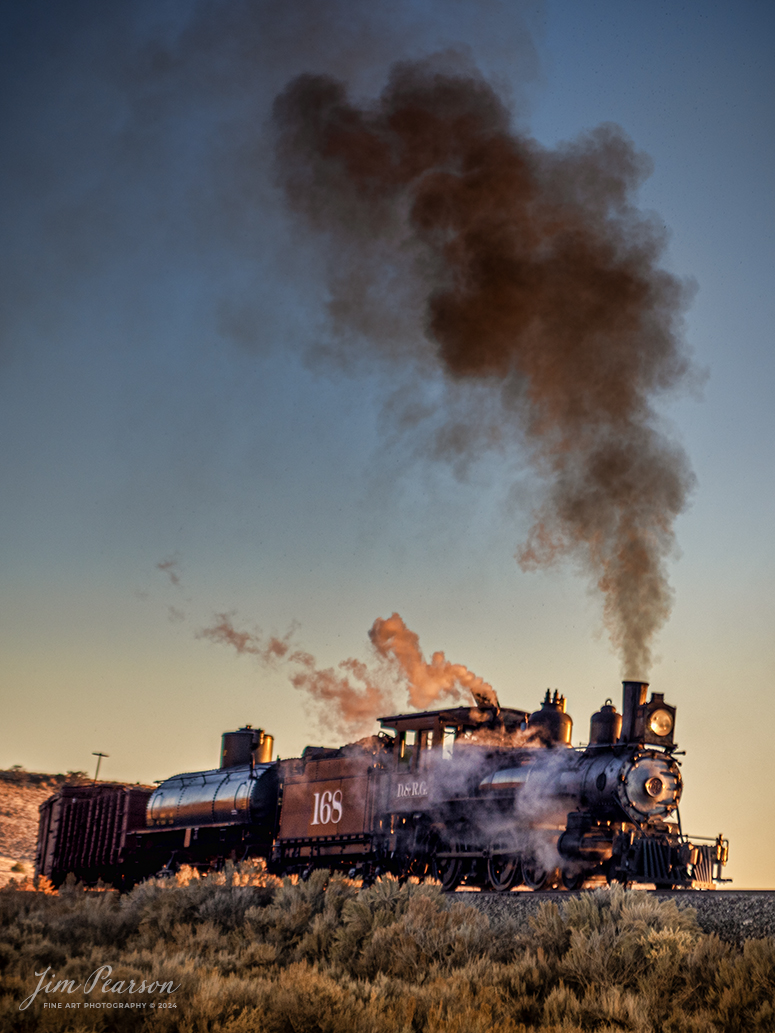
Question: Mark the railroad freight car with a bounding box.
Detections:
[36,680,729,891]
[36,782,153,889]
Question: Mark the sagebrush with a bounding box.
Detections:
[1,867,772,1032]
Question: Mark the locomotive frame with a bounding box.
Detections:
[36,680,729,892]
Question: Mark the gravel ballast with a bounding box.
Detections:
[461,890,775,945]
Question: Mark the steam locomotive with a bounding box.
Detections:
[36,680,728,891]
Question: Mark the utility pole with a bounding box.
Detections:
[92,752,108,781]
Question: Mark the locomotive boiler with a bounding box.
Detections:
[36,680,729,891]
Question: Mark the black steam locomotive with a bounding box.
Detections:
[36,680,728,891]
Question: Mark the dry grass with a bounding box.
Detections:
[1,868,774,1032]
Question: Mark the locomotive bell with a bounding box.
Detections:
[589,699,622,745]
[528,690,573,746]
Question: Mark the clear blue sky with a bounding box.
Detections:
[1,0,773,887]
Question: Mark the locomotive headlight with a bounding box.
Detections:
[649,709,673,737]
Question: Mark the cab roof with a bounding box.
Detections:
[378,706,529,733]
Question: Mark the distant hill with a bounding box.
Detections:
[0,768,89,885]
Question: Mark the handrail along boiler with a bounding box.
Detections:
[36,680,729,890]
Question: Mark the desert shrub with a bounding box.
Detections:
[0,881,57,927]
[706,936,775,1033]
[577,982,651,1031]
[328,875,453,972]
[245,869,332,957]
[42,887,126,950]
[168,919,233,965]
[294,873,361,962]
[148,967,262,1033]
[16,936,69,970]
[530,886,700,994]
[365,957,554,1033]
[222,962,395,1033]
[121,863,278,947]
[560,883,700,939]
[2,874,775,1033]
[238,940,279,969]
[0,888,27,927]
[540,982,583,1027]
[196,884,272,932]
[244,868,367,966]
[496,948,554,1026]
[527,901,570,957]
[524,885,723,1030]
[0,942,18,972]
[335,891,494,979]
[661,930,732,1029]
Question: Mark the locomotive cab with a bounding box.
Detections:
[379,705,529,772]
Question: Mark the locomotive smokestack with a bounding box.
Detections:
[619,680,648,743]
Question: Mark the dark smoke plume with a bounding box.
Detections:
[272,54,696,676]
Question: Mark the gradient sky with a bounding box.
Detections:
[1,0,773,888]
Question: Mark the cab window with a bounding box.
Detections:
[398,730,416,768]
[442,726,456,760]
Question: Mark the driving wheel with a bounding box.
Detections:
[431,838,464,892]
[486,838,522,892]
[522,863,550,890]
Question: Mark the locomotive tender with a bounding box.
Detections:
[36,680,729,891]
